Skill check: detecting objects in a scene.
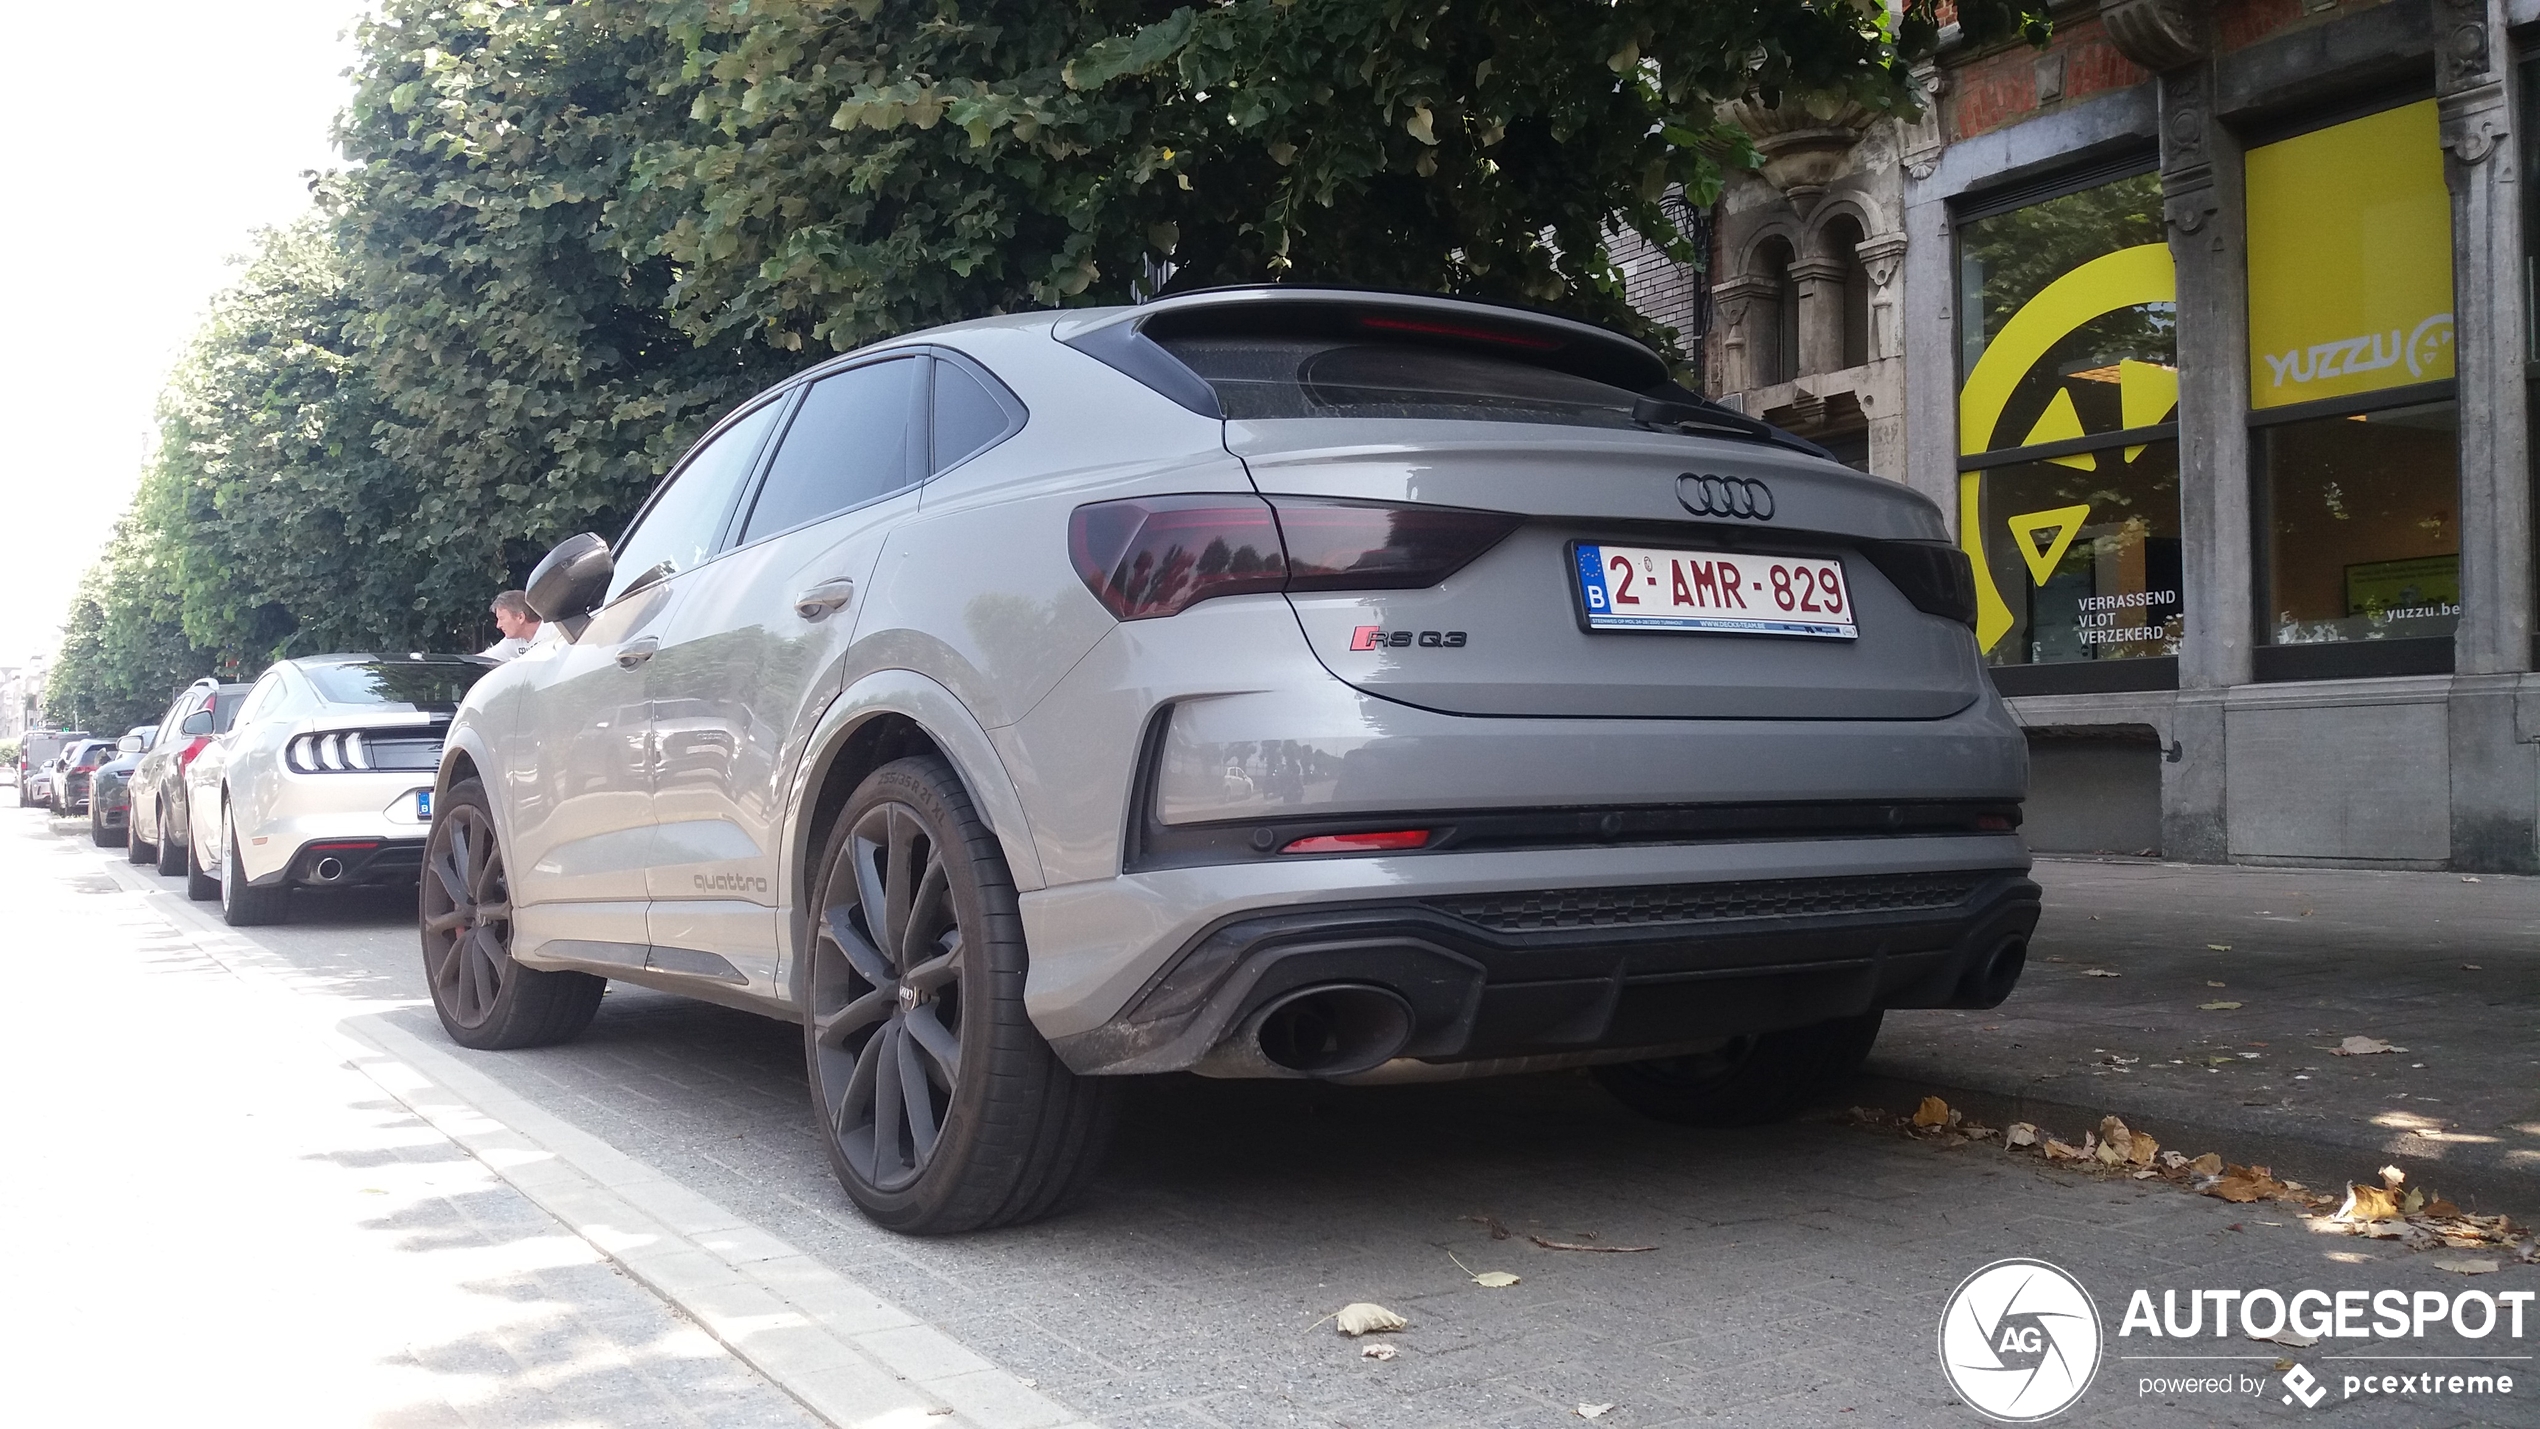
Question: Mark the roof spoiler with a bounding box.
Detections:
[1056,286,1836,460]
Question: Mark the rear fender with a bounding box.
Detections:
[778,670,1042,1005]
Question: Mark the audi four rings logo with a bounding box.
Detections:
[1677,473,1775,520]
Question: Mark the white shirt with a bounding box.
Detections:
[480,636,533,663]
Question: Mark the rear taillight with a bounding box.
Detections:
[176,736,212,770]
[1068,496,1519,621]
[1860,540,1978,630]
[1280,829,1431,854]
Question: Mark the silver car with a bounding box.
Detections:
[188,654,491,925]
[427,288,2034,1234]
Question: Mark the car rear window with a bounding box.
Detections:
[1151,336,1645,429]
[305,661,488,712]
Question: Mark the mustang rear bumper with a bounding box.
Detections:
[1045,865,2039,1077]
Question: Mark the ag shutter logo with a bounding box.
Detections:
[1939,1259,2103,1422]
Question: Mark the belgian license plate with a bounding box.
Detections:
[1573,543,1858,639]
[415,790,433,821]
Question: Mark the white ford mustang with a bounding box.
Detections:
[186,653,495,925]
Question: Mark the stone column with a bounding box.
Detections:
[1789,256,1851,377]
[1707,275,1777,397]
[2155,55,2250,862]
[2436,0,2539,869]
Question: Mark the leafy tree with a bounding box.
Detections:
[45,525,220,734]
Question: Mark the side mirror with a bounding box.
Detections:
[526,532,615,638]
[117,734,144,753]
[179,711,213,737]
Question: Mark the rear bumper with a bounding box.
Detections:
[268,836,426,889]
[1047,865,2037,1077]
[238,773,435,884]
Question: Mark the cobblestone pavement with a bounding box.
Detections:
[14,807,2539,1427]
[0,811,818,1427]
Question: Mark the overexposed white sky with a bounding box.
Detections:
[0,1,367,672]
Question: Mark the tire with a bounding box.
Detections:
[420,777,604,1050]
[218,809,290,926]
[155,807,187,877]
[91,802,123,848]
[184,815,220,901]
[127,805,154,864]
[1593,1011,1885,1128]
[802,756,1114,1235]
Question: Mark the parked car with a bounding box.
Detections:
[90,727,157,848]
[424,287,2035,1235]
[52,738,119,817]
[19,730,87,810]
[130,680,253,878]
[186,654,492,924]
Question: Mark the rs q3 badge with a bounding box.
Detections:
[1678,473,1775,521]
[1351,627,1467,649]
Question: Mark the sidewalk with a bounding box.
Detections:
[1864,856,2540,1209]
[0,815,825,1426]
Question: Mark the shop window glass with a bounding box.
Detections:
[2246,100,2457,653]
[2260,404,2459,644]
[1954,171,2180,669]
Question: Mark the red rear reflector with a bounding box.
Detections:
[1976,815,2013,832]
[1279,830,1430,855]
[305,840,382,852]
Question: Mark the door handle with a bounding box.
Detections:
[795,577,857,622]
[615,637,660,669]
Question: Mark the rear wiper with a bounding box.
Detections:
[1631,389,1839,463]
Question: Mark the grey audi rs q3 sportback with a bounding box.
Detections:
[425,287,2035,1234]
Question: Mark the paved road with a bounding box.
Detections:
[10,806,2536,1427]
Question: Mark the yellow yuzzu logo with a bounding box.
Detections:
[1957,242,2176,652]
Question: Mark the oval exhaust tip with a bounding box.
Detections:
[1253,984,1416,1077]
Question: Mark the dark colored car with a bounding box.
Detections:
[19,730,88,810]
[91,727,157,848]
[53,739,119,816]
[130,680,254,876]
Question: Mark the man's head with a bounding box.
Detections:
[491,590,540,641]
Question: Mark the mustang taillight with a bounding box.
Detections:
[1068,496,1520,620]
[287,732,375,773]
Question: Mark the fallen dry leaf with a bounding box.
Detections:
[2043,1138,2085,1162]
[1529,1235,1655,1253]
[1361,1342,1398,1361]
[1576,1406,1615,1421]
[1472,1271,1520,1288]
[2206,980,2227,988]
[2434,1258,2501,1275]
[2334,1036,2405,1056]
[2005,1122,2038,1148]
[2081,968,2121,977]
[2207,1165,2288,1204]
[1335,1303,1407,1336]
[2380,1166,2407,1188]
[2401,1187,2427,1217]
[2252,1328,2320,1349]
[2338,1183,2403,1222]
[2133,1169,2159,1180]
[1911,1096,1952,1129]
[2462,963,2483,971]
[2199,1001,2243,1011]
[2207,943,2232,951]
[2190,1152,2224,1176]
[2427,1198,2462,1218]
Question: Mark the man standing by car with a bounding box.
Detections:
[480,590,542,662]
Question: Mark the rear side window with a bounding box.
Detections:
[1153,336,1644,429]
[932,359,1014,471]
[739,358,920,544]
[304,661,488,712]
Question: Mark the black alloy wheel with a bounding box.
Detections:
[1593,1010,1885,1127]
[805,757,1112,1235]
[419,778,604,1049]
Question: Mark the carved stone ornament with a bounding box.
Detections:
[2441,100,2509,166]
[1854,233,1909,289]
[1719,97,1877,212]
[2434,0,2494,90]
[2099,0,2206,74]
